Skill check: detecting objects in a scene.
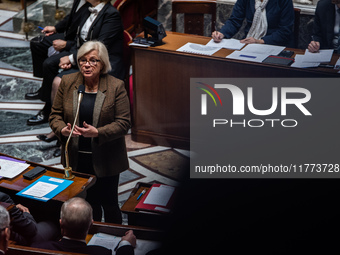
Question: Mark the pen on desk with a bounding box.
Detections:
[114,240,121,251]
[137,189,146,200]
[239,54,257,59]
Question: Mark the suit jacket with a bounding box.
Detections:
[312,0,336,49]
[220,0,294,47]
[32,238,112,255]
[70,2,125,80]
[49,72,131,177]
[0,192,38,245]
[55,0,91,51]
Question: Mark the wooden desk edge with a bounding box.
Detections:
[89,221,164,241]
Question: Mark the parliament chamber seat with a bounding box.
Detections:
[172,0,216,36]
[114,0,159,36]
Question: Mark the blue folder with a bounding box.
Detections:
[16,175,73,202]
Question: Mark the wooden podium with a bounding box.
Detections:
[0,153,96,202]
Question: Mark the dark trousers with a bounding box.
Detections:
[77,152,122,224]
[30,33,70,104]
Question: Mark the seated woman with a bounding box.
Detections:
[212,0,295,47]
[34,0,124,144]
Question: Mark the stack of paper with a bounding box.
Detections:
[0,158,30,179]
[291,49,334,68]
[135,184,177,213]
[226,44,285,63]
[88,232,161,255]
[205,38,245,50]
[17,176,73,202]
[176,42,220,56]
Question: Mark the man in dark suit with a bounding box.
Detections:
[308,0,340,52]
[0,205,10,255]
[26,0,91,125]
[32,197,136,255]
[0,191,58,246]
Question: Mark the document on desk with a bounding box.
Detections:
[291,54,320,68]
[176,42,220,56]
[205,38,245,50]
[0,158,30,179]
[88,233,161,255]
[17,175,73,202]
[240,43,285,56]
[21,181,58,198]
[302,49,334,63]
[143,185,175,206]
[226,51,268,63]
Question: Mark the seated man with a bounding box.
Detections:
[212,0,295,47]
[0,205,10,255]
[0,191,58,246]
[308,0,340,52]
[32,197,136,255]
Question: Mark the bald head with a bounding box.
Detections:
[60,197,93,239]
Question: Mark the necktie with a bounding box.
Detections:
[88,7,98,14]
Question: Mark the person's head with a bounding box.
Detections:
[60,197,93,240]
[0,206,10,253]
[77,41,111,80]
[332,0,340,5]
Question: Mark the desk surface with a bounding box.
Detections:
[141,31,340,76]
[0,153,95,202]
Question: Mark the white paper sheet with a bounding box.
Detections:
[22,181,58,198]
[88,233,162,255]
[291,54,320,68]
[206,38,245,50]
[226,51,269,63]
[240,44,285,56]
[303,49,334,63]
[176,42,220,56]
[0,159,30,178]
[143,185,175,206]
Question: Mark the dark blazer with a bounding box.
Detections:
[49,72,131,177]
[220,0,294,47]
[0,192,37,245]
[55,0,91,51]
[71,2,125,80]
[32,238,112,255]
[312,0,336,49]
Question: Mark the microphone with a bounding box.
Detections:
[64,85,85,179]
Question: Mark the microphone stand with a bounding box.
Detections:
[64,88,84,179]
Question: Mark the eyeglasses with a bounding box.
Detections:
[79,58,101,66]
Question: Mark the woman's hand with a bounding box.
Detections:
[42,26,56,36]
[308,41,320,53]
[59,56,72,70]
[75,122,99,138]
[61,123,81,137]
[212,31,224,42]
[240,37,264,44]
